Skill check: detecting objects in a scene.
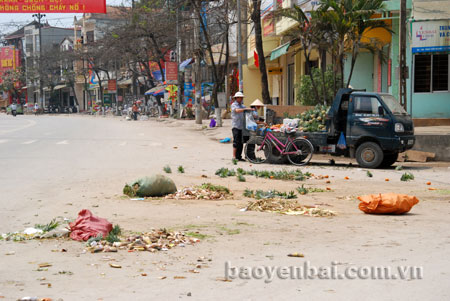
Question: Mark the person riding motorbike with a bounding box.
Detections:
[11,103,17,117]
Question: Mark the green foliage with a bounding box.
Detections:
[232,158,238,165]
[243,188,254,198]
[297,184,326,195]
[296,67,340,106]
[244,189,297,200]
[400,172,414,181]
[163,165,172,173]
[237,174,246,182]
[366,171,373,177]
[106,225,122,243]
[86,234,103,246]
[34,219,59,233]
[199,183,230,194]
[215,167,236,178]
[177,166,185,173]
[217,168,311,181]
[123,184,136,197]
[395,165,403,171]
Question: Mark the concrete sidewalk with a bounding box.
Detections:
[413,126,450,161]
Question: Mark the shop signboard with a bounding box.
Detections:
[107,79,117,93]
[165,61,178,84]
[412,20,450,53]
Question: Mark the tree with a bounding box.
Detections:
[189,0,235,122]
[250,0,271,104]
[280,0,391,103]
[318,0,391,88]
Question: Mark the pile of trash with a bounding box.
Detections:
[86,229,200,253]
[1,218,70,241]
[165,183,232,200]
[242,199,336,217]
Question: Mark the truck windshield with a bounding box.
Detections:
[381,95,408,115]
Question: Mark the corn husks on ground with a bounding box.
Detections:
[165,183,232,200]
[85,229,200,253]
[242,199,336,217]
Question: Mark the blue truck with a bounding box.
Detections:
[308,88,415,168]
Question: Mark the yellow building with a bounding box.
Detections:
[242,0,392,107]
[243,0,324,107]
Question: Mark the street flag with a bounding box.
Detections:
[254,50,259,68]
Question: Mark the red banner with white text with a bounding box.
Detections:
[0,0,106,13]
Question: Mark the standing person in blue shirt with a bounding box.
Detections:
[231,92,253,161]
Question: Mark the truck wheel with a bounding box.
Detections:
[380,152,399,168]
[356,142,384,168]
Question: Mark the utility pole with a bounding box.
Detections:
[33,13,45,108]
[176,0,182,114]
[237,0,243,92]
[194,5,202,125]
[398,0,407,110]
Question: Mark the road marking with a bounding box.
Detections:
[119,141,127,146]
[22,140,37,145]
[56,140,69,145]
[0,139,8,144]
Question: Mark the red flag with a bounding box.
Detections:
[254,50,259,68]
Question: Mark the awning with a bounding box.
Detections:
[54,84,67,90]
[152,88,165,96]
[118,76,146,86]
[145,85,165,95]
[118,78,132,86]
[34,87,50,93]
[179,58,193,71]
[270,42,291,61]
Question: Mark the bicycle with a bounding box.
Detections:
[244,127,314,166]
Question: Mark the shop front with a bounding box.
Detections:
[411,19,450,119]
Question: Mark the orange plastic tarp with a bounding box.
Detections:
[358,193,419,214]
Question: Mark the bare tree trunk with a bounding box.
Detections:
[304,48,321,105]
[251,0,270,104]
[346,47,359,88]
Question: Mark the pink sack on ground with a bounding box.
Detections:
[69,209,113,241]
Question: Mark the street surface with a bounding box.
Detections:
[0,114,449,300]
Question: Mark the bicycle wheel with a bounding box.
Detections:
[245,136,271,164]
[285,138,314,166]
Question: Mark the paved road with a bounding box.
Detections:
[1,114,449,300]
[0,114,225,231]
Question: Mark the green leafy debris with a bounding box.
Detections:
[400,172,414,181]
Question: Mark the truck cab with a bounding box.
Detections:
[327,89,415,168]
